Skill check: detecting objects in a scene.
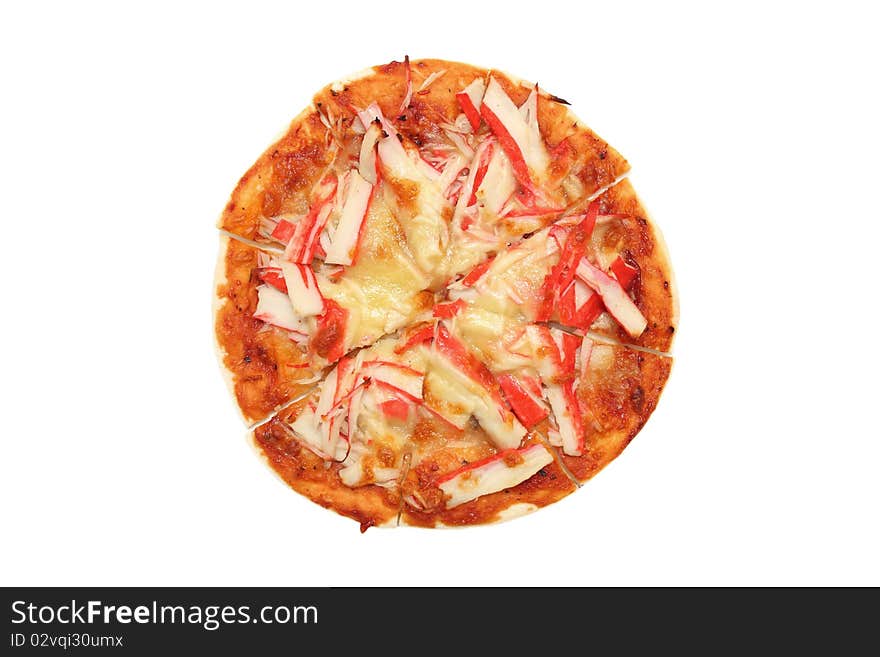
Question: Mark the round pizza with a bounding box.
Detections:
[213,57,677,530]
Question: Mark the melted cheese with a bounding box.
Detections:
[378,137,451,279]
[423,369,476,430]
[474,231,556,317]
[318,195,433,349]
[338,401,409,487]
[436,230,503,286]
[444,234,562,372]
[424,348,525,450]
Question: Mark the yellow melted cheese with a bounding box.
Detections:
[318,193,433,350]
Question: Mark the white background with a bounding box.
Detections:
[1,1,878,587]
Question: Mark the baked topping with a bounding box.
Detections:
[217,59,675,522]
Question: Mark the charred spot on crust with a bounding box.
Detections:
[396,99,445,147]
[378,60,403,74]
[262,142,327,216]
[630,386,645,412]
[620,249,639,269]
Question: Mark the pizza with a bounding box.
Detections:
[214,57,677,529]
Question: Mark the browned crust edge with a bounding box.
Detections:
[252,402,400,531]
[218,57,630,243]
[213,234,321,425]
[400,458,576,529]
[591,179,678,353]
[562,345,673,483]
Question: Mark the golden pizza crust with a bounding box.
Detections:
[213,234,322,425]
[399,457,575,528]
[218,106,332,241]
[398,423,577,528]
[561,340,673,483]
[252,400,401,530]
[586,179,678,353]
[218,58,630,244]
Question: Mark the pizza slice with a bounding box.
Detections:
[250,324,578,529]
[433,216,674,470]
[254,412,402,530]
[218,59,631,279]
[391,315,668,527]
[433,305,672,489]
[444,178,677,354]
[312,59,632,283]
[436,288,672,462]
[312,58,630,210]
[550,336,672,484]
[576,178,677,353]
[219,106,333,243]
[397,323,575,527]
[251,333,425,530]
